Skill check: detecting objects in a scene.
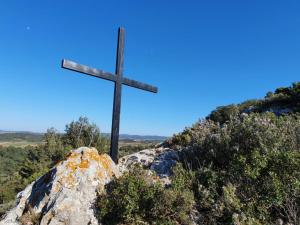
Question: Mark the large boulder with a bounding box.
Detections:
[0,147,119,225]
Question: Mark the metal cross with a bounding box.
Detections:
[61,27,158,163]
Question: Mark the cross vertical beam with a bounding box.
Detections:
[110,27,125,163]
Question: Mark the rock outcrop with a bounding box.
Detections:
[0,147,178,225]
[0,147,119,225]
[119,147,179,185]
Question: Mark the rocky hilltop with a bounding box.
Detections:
[0,147,178,225]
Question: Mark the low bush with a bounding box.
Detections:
[96,167,195,225]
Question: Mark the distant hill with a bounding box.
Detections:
[0,131,168,143]
[102,133,168,141]
[0,132,44,142]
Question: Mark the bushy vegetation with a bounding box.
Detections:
[208,82,300,124]
[63,116,109,151]
[97,166,195,225]
[0,146,30,215]
[90,83,300,224]
[166,112,300,224]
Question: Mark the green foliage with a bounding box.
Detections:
[43,127,69,164]
[0,146,30,216]
[64,116,109,153]
[209,104,239,124]
[97,167,194,225]
[167,112,300,224]
[207,82,300,124]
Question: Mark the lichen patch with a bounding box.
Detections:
[79,159,90,169]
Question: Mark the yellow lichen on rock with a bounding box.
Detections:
[97,154,115,177]
[66,161,78,171]
[55,147,119,188]
[79,159,90,169]
[97,170,105,179]
[0,147,120,225]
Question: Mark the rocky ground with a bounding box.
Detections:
[0,147,178,225]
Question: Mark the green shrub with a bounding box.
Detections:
[167,113,300,224]
[202,82,300,125]
[63,116,109,154]
[97,167,194,225]
[208,104,239,124]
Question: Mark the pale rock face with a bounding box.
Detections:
[119,147,179,185]
[0,147,178,225]
[0,147,119,225]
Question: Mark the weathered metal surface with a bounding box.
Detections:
[62,59,116,82]
[61,27,158,163]
[62,59,157,93]
[110,27,125,163]
[122,77,158,93]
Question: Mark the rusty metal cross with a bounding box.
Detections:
[61,27,158,163]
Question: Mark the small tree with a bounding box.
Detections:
[63,116,109,153]
[44,128,66,163]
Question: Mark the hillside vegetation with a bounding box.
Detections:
[164,82,300,224]
[0,132,43,147]
[0,132,43,143]
[97,82,300,225]
[208,82,300,124]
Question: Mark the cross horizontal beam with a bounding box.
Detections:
[62,59,158,93]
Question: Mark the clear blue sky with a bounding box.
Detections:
[0,0,299,136]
